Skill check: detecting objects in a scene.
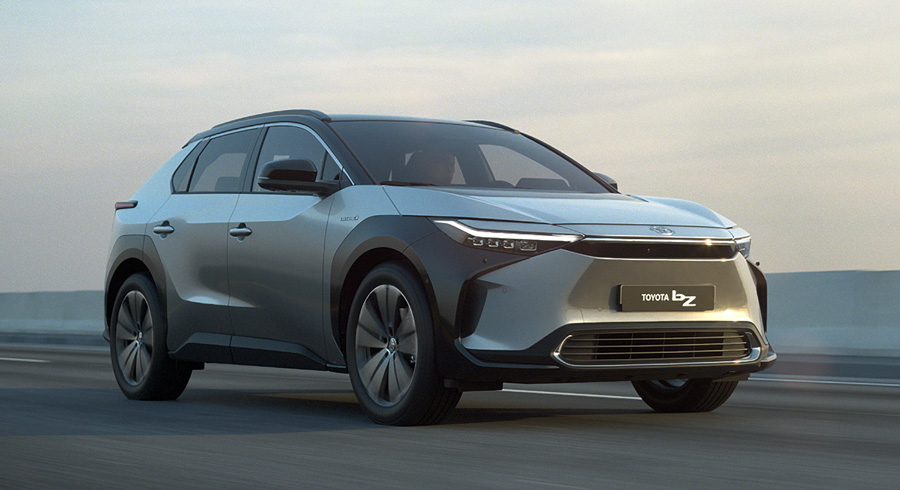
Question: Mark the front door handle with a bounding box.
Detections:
[229,224,252,241]
[153,222,174,237]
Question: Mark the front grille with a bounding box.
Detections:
[565,240,738,259]
[556,329,753,366]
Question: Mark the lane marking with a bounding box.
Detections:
[514,479,587,489]
[506,378,900,400]
[0,357,50,363]
[750,377,900,388]
[503,388,641,401]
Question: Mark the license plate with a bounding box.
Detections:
[620,285,715,312]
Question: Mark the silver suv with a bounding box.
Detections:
[105,110,775,425]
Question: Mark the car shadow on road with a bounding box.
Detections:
[182,388,655,429]
[0,386,667,437]
[442,406,650,426]
[0,387,370,437]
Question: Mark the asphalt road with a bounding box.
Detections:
[1,345,898,489]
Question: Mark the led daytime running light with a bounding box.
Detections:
[433,220,582,244]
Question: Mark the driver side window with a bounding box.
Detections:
[253,126,340,191]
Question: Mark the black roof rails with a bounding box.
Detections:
[466,120,519,133]
[213,109,331,128]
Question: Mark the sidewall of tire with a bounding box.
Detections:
[346,263,459,425]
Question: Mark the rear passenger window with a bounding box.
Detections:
[188,129,260,193]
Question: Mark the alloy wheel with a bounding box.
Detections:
[115,290,154,386]
[353,284,418,407]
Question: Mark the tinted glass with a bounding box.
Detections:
[321,153,345,181]
[188,129,260,193]
[331,121,607,192]
[171,142,205,193]
[253,126,339,191]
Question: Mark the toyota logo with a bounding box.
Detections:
[650,226,675,235]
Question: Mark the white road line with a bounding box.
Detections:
[505,377,900,400]
[0,357,50,363]
[503,388,642,401]
[750,377,900,388]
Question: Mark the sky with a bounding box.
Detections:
[1,0,898,292]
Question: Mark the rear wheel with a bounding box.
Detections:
[110,273,192,400]
[346,263,461,425]
[632,378,738,413]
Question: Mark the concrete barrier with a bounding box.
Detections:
[0,270,898,357]
[0,290,105,346]
[0,290,104,335]
[767,270,900,357]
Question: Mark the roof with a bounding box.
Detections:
[185,110,514,146]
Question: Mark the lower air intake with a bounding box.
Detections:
[556,329,753,366]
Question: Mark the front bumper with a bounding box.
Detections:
[434,246,774,385]
[450,322,775,385]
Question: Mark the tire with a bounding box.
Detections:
[346,263,461,425]
[632,378,739,413]
[110,273,192,400]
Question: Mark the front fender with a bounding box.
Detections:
[328,216,438,355]
[329,215,525,376]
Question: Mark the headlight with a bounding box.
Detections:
[432,219,583,255]
[729,227,751,259]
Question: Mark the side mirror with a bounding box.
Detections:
[257,159,339,195]
[594,172,618,191]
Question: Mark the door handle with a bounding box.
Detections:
[153,222,174,237]
[229,224,252,240]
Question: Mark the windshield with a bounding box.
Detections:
[330,120,609,192]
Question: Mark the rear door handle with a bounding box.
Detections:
[229,224,252,240]
[153,222,174,236]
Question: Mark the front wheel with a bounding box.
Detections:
[632,378,739,413]
[346,263,461,425]
[110,273,192,400]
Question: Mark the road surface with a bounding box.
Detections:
[1,345,898,489]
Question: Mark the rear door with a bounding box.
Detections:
[149,128,261,359]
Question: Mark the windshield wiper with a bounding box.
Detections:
[380,181,436,187]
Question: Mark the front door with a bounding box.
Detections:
[227,124,344,366]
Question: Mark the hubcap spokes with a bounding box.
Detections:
[115,291,153,386]
[355,285,417,406]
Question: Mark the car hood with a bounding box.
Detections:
[383,187,736,235]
